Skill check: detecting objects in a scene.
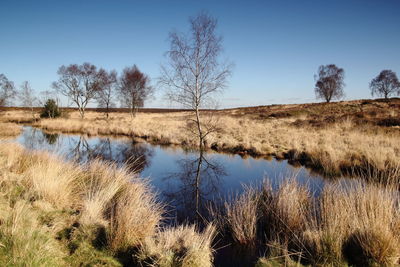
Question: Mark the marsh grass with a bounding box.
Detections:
[0,143,213,266]
[213,176,400,266]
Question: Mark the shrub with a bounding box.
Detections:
[377,117,400,127]
[40,99,61,118]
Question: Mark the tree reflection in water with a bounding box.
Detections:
[19,127,229,224]
[43,132,59,145]
[163,150,226,224]
[68,136,153,173]
[20,127,60,150]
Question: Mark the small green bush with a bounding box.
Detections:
[40,99,61,118]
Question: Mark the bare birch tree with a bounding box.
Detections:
[0,74,16,107]
[159,12,232,150]
[96,70,117,119]
[19,81,38,119]
[52,63,103,118]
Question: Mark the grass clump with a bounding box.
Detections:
[0,200,66,267]
[138,224,216,267]
[0,143,168,266]
[213,176,400,266]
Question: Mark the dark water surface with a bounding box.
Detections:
[14,126,329,223]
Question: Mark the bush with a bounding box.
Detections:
[40,99,61,118]
[377,117,400,127]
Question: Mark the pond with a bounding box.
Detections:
[14,126,329,223]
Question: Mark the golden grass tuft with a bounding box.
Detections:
[262,179,311,241]
[223,186,260,246]
[107,177,163,252]
[138,224,216,267]
[23,152,79,209]
[218,177,400,266]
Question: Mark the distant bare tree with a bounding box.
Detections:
[19,81,38,119]
[370,70,400,99]
[52,63,103,118]
[96,70,117,119]
[0,74,16,107]
[118,65,152,117]
[159,12,232,150]
[314,64,345,103]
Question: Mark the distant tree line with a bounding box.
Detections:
[0,63,153,119]
[52,63,152,118]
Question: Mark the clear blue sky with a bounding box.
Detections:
[1,0,399,108]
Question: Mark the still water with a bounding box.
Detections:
[15,126,327,223]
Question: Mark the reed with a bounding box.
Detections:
[214,176,400,266]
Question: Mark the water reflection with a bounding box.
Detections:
[163,150,226,223]
[19,127,153,173]
[44,132,59,145]
[15,126,329,224]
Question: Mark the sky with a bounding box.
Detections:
[1,0,399,108]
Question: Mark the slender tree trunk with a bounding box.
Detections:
[31,106,35,121]
[78,105,85,119]
[130,106,135,118]
[195,106,204,151]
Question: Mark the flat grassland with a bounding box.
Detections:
[1,99,400,266]
[2,98,399,176]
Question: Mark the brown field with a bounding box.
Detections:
[1,98,399,176]
[1,99,400,266]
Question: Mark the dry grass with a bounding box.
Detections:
[0,122,22,137]
[214,177,400,266]
[0,199,66,266]
[0,110,39,123]
[212,186,260,247]
[0,143,215,266]
[1,99,397,176]
[28,112,399,177]
[138,224,216,267]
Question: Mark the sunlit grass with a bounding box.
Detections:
[1,98,397,177]
[0,143,212,266]
[213,177,400,266]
